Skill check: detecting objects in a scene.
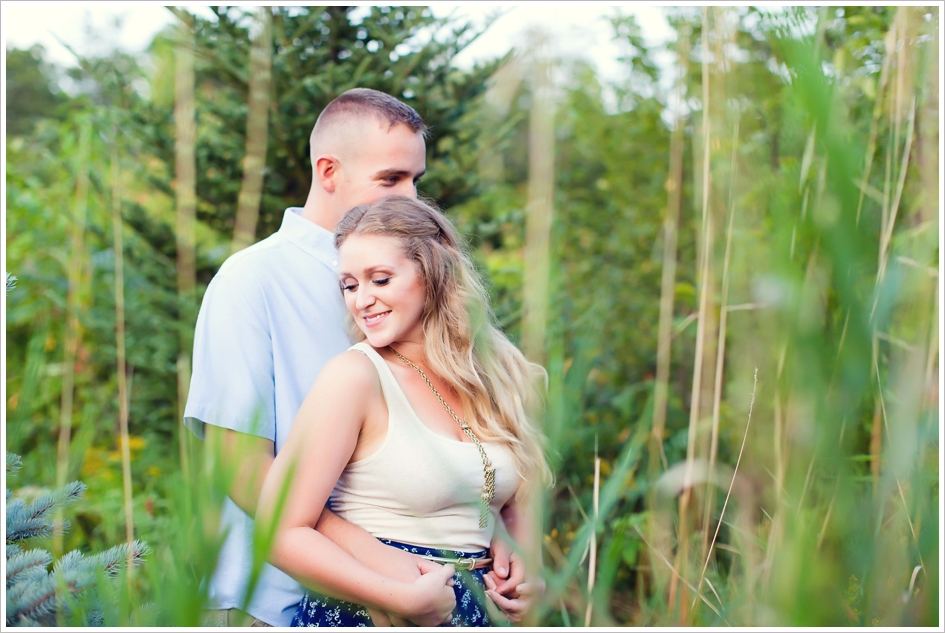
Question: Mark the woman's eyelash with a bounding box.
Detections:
[341,278,389,291]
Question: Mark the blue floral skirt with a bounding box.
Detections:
[290,539,492,627]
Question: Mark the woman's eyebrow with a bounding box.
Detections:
[338,265,393,278]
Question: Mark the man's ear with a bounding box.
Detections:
[314,155,339,193]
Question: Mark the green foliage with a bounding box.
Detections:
[4,45,67,136]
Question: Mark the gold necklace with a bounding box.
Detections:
[388,346,496,529]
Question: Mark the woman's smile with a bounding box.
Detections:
[362,310,391,327]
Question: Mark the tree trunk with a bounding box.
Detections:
[232,7,273,254]
[175,9,197,476]
[521,32,555,366]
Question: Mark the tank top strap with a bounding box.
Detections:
[349,342,414,429]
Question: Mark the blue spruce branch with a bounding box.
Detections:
[7,452,22,473]
[22,481,86,522]
[6,566,88,626]
[6,482,84,543]
[6,549,53,588]
[52,550,86,575]
[5,453,149,627]
[85,540,150,577]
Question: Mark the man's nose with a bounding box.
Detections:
[393,180,417,199]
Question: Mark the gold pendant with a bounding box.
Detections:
[479,501,490,529]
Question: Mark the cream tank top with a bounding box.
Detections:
[328,342,520,552]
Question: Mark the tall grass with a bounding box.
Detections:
[110,142,136,588]
[533,5,938,627]
[53,118,92,558]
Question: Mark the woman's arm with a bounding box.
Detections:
[315,509,445,583]
[256,351,456,626]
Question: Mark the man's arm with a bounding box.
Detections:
[204,425,274,516]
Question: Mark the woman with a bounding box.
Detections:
[257,196,550,626]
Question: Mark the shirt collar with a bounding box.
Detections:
[279,207,339,273]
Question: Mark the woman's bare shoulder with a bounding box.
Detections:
[292,349,383,437]
[313,348,382,395]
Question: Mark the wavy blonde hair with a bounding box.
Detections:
[335,196,552,498]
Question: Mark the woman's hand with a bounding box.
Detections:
[394,562,457,627]
[367,557,453,626]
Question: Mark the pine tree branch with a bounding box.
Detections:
[85,540,150,577]
[6,452,22,474]
[6,549,52,588]
[22,481,86,524]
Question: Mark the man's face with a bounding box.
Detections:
[331,122,426,225]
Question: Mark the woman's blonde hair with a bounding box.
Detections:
[335,196,551,498]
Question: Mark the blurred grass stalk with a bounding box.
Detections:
[672,6,728,622]
[696,109,740,608]
[648,18,690,482]
[521,29,555,368]
[54,118,92,557]
[520,28,555,628]
[111,144,137,588]
[173,8,197,478]
[584,454,600,626]
[645,15,691,612]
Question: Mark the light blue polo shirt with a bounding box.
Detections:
[184,207,351,626]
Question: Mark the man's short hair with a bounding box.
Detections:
[314,88,428,137]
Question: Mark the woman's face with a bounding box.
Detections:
[339,233,426,349]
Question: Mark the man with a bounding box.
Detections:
[184,88,529,627]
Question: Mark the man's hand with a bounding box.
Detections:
[483,573,546,624]
[490,531,511,581]
[487,547,527,598]
[484,549,545,622]
[487,496,545,622]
